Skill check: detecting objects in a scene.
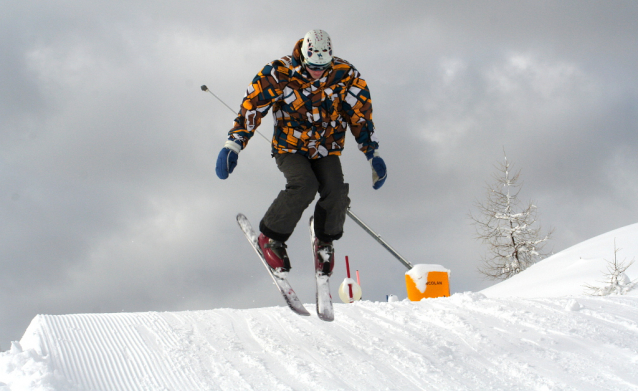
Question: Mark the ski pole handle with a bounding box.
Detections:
[201,84,271,143]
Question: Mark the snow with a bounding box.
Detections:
[481,222,638,298]
[1,224,638,390]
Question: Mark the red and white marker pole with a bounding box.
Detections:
[338,256,362,303]
[345,256,354,302]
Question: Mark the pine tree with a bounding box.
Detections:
[470,153,552,280]
[585,240,637,296]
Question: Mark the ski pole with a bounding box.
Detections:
[201,84,413,270]
[346,208,413,270]
[201,85,270,143]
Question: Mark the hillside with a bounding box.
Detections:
[482,222,638,298]
[1,224,638,390]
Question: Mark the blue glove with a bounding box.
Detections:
[365,150,387,190]
[215,140,242,179]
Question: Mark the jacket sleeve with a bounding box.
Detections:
[341,69,379,156]
[228,63,283,149]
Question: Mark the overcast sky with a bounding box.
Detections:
[2,1,637,346]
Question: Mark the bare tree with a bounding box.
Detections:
[585,239,637,296]
[470,153,553,280]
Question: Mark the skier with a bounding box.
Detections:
[216,29,386,277]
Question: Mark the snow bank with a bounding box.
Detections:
[482,222,638,298]
[1,295,637,390]
[2,224,638,390]
[0,340,72,391]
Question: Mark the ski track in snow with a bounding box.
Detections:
[5,221,638,390]
[1,293,638,391]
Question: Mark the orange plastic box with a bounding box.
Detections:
[405,264,451,300]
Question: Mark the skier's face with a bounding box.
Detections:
[307,68,325,79]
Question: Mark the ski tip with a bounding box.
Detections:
[237,213,249,225]
[289,304,311,316]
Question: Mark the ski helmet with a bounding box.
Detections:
[301,29,333,70]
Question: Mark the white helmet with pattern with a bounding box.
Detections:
[301,29,333,70]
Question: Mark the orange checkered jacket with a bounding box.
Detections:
[228,38,379,159]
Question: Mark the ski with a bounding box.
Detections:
[309,216,335,322]
[237,213,310,317]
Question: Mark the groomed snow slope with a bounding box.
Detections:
[1,223,638,391]
[3,295,638,391]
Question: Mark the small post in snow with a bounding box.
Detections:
[338,256,362,303]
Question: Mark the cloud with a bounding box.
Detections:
[2,0,638,346]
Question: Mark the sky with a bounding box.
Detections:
[1,0,637,346]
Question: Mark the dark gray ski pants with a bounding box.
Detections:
[259,153,350,243]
